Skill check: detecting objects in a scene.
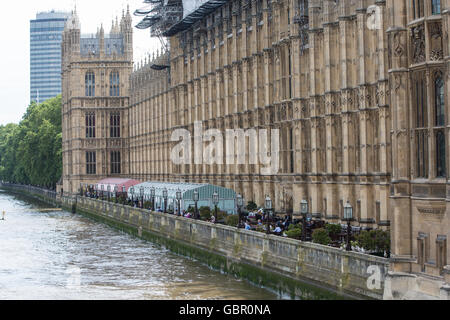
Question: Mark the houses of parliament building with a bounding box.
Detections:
[61,0,449,298]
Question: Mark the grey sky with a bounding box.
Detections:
[0,0,159,125]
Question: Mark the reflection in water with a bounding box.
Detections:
[0,191,278,300]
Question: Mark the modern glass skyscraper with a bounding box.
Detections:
[30,11,70,103]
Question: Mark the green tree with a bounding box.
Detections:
[0,96,62,188]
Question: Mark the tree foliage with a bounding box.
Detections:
[355,229,390,254]
[0,96,62,188]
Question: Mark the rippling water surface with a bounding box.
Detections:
[0,191,279,300]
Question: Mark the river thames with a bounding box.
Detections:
[0,190,279,300]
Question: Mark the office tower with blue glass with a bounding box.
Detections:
[30,11,70,103]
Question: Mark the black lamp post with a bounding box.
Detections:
[237,194,244,228]
[193,190,199,219]
[163,188,168,213]
[343,201,354,251]
[265,195,273,234]
[114,186,118,203]
[151,187,156,211]
[80,183,83,196]
[301,199,308,241]
[140,186,144,208]
[176,189,182,216]
[212,191,219,224]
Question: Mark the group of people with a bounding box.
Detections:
[243,214,292,235]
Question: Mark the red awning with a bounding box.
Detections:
[96,178,141,191]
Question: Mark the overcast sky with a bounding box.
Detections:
[0,0,159,125]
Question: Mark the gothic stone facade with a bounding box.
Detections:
[62,9,133,195]
[63,0,450,298]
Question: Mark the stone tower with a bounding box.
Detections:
[61,8,133,194]
[384,0,450,299]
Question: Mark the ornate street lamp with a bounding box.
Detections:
[343,201,354,251]
[80,183,83,196]
[150,187,156,211]
[176,189,182,216]
[212,191,219,224]
[237,194,244,228]
[265,195,273,234]
[140,186,144,208]
[301,199,308,241]
[193,190,199,219]
[163,188,168,213]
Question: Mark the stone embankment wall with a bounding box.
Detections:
[1,184,389,300]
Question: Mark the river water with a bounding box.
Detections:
[0,190,280,300]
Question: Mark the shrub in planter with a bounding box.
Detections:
[312,228,331,245]
[286,226,302,239]
[325,223,342,238]
[288,223,302,231]
[199,206,211,220]
[217,210,228,221]
[225,214,239,226]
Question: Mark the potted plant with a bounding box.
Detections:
[312,228,331,246]
[286,224,302,240]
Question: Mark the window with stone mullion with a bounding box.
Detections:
[434,73,446,178]
[431,0,441,15]
[414,74,429,178]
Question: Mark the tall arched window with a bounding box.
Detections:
[435,74,446,177]
[85,72,95,97]
[415,73,428,178]
[110,71,120,97]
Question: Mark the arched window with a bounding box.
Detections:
[432,0,441,15]
[435,73,446,178]
[85,72,95,97]
[415,73,428,178]
[110,71,120,97]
